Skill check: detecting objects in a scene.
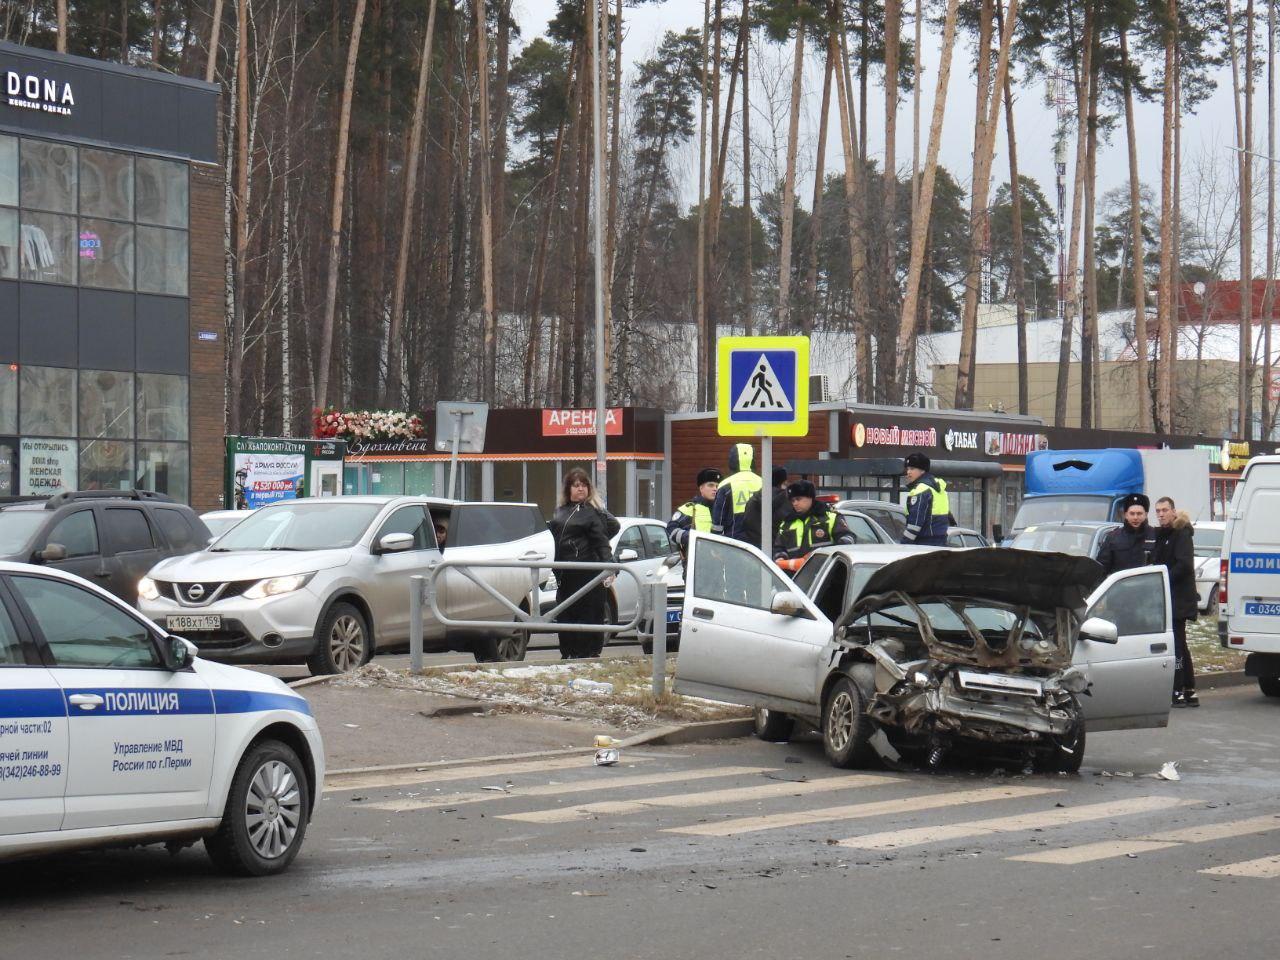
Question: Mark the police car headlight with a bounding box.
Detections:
[138,577,160,601]
[244,573,314,600]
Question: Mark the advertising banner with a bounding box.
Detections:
[0,436,16,496]
[232,449,305,509]
[19,437,76,495]
[542,408,623,437]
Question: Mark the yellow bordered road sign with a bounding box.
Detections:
[717,335,810,437]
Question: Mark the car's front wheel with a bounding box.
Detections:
[1032,720,1086,774]
[822,676,875,768]
[307,602,370,675]
[472,631,530,663]
[753,707,795,743]
[206,740,310,876]
[1204,586,1220,619]
[1259,675,1280,698]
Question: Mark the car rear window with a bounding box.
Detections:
[863,507,907,540]
[450,504,543,547]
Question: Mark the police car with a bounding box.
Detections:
[0,562,323,875]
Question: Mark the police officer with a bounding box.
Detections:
[712,443,763,542]
[1097,493,1157,575]
[774,480,855,559]
[742,466,789,547]
[902,453,950,546]
[667,467,722,553]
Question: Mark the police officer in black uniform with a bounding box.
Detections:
[773,480,855,560]
[1096,493,1158,574]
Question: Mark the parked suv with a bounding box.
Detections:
[138,496,554,674]
[0,490,211,606]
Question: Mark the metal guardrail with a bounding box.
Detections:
[410,558,672,695]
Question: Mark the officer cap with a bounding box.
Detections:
[787,480,817,499]
[696,467,723,486]
[904,453,931,472]
[1120,493,1150,512]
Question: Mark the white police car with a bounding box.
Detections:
[0,561,322,875]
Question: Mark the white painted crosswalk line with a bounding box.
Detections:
[839,796,1197,850]
[363,766,773,812]
[1009,813,1280,864]
[498,773,900,824]
[325,754,647,794]
[665,785,1058,837]
[1201,855,1280,879]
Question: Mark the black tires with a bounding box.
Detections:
[206,740,310,877]
[753,707,795,743]
[1204,586,1219,620]
[307,602,370,675]
[1033,721,1086,774]
[1259,675,1280,698]
[822,675,876,768]
[471,631,530,663]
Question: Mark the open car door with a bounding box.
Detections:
[1075,565,1175,731]
[673,532,830,715]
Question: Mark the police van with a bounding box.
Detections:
[0,562,323,875]
[1221,455,1280,698]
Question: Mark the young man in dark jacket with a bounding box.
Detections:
[1096,494,1157,574]
[741,466,789,548]
[1153,496,1200,707]
[773,481,855,560]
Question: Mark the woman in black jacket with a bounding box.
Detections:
[1152,497,1200,707]
[549,468,620,658]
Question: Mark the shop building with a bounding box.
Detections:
[0,42,222,507]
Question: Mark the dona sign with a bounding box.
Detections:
[5,70,75,116]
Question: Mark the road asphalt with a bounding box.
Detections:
[3,682,1280,959]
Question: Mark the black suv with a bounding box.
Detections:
[0,490,211,606]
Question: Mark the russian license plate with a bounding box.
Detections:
[167,615,222,631]
[1244,601,1280,617]
[666,609,683,624]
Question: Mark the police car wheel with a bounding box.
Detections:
[307,602,370,675]
[753,707,795,743]
[206,740,310,876]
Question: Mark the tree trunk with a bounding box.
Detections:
[1055,1,1093,427]
[835,4,871,399]
[895,0,961,394]
[955,0,1019,410]
[228,0,250,435]
[604,0,623,369]
[1156,0,1177,432]
[314,0,368,412]
[1120,30,1152,431]
[1081,48,1101,428]
[1266,0,1276,437]
[801,44,834,335]
[56,0,67,52]
[777,23,805,330]
[384,0,438,407]
[1003,70,1029,415]
[696,0,709,404]
[742,0,753,334]
[1246,0,1258,437]
[204,0,223,81]
[883,0,901,316]
[473,0,498,402]
[912,0,922,214]
[704,0,725,404]
[152,0,165,64]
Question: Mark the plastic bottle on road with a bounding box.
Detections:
[567,678,614,695]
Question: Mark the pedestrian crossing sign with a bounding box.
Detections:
[717,335,810,436]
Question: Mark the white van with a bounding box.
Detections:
[1221,455,1280,698]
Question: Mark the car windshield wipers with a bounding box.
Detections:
[265,546,308,551]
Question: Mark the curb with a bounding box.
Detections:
[619,717,756,747]
[288,674,336,689]
[1199,669,1250,691]
[419,700,488,718]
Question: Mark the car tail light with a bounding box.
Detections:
[1230,637,1245,645]
[1220,558,1229,603]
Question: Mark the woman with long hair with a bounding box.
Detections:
[548,468,620,658]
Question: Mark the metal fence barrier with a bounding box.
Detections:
[410,558,672,696]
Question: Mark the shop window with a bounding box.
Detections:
[371,462,405,495]
[19,437,76,495]
[136,373,187,441]
[0,207,15,279]
[404,461,435,495]
[494,461,523,503]
[136,225,187,296]
[526,461,557,519]
[0,366,15,433]
[20,140,77,214]
[80,438,134,490]
[77,218,134,291]
[80,370,134,439]
[0,135,15,206]
[606,460,627,515]
[20,365,76,437]
[79,149,134,221]
[135,441,188,501]
[19,210,76,284]
[136,157,188,228]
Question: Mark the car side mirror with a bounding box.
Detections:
[770,591,810,618]
[617,548,640,562]
[166,635,197,670]
[1079,616,1119,644]
[378,532,415,554]
[37,542,67,563]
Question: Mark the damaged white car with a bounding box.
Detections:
[673,535,1175,773]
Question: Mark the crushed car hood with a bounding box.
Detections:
[851,548,1104,612]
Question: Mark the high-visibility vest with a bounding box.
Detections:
[780,511,839,552]
[720,471,763,515]
[677,500,714,531]
[908,477,950,520]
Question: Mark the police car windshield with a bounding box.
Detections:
[211,502,383,551]
[0,510,47,556]
[1013,495,1112,528]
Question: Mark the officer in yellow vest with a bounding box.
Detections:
[773,480,855,560]
[902,452,950,546]
[711,443,763,542]
[667,467,722,553]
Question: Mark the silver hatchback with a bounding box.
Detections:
[139,497,552,673]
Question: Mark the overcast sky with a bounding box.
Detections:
[513,0,1248,261]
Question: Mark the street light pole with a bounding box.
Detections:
[588,0,609,504]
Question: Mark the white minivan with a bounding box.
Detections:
[1221,455,1280,698]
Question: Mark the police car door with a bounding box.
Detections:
[0,580,69,835]
[9,573,215,830]
[674,532,830,714]
[1074,566,1175,731]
